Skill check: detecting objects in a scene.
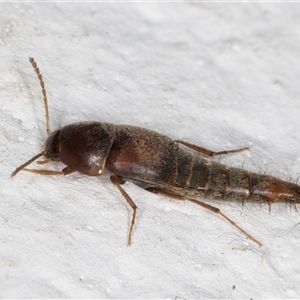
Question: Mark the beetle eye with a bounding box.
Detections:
[45,130,60,160]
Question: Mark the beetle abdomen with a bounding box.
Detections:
[175,150,300,204]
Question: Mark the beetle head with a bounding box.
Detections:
[45,130,61,161]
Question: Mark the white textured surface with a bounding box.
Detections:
[1,3,300,299]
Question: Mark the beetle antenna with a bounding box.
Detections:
[29,57,51,136]
[11,151,46,177]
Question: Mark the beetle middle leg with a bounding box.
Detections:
[176,140,249,157]
[145,187,262,247]
[110,174,138,246]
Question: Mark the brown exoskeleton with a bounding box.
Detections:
[12,58,300,247]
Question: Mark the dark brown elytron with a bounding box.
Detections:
[12,58,300,247]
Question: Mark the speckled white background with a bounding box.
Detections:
[1,3,300,299]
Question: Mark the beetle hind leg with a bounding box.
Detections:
[145,187,262,247]
[176,140,249,157]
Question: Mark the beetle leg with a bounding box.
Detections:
[145,187,262,247]
[23,166,75,176]
[110,174,138,246]
[61,166,75,175]
[37,157,52,164]
[175,140,249,157]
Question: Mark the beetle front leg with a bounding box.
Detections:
[11,151,75,177]
[23,166,75,175]
[110,175,138,246]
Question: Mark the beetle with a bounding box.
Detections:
[12,57,300,247]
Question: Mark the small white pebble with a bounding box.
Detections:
[286,288,295,299]
[163,206,173,213]
[86,225,94,232]
[232,44,241,52]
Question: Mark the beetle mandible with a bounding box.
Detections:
[12,58,300,247]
